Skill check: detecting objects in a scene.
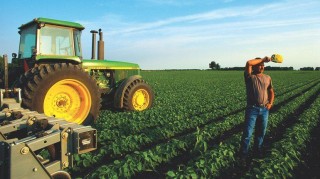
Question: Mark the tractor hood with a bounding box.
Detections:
[81,59,140,70]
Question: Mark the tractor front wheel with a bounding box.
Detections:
[123,79,154,111]
[19,63,100,125]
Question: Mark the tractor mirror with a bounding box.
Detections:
[12,53,17,58]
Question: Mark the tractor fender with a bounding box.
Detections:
[114,75,142,109]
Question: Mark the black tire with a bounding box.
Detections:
[123,78,154,111]
[18,63,100,125]
[51,170,71,179]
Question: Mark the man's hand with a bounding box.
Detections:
[266,103,272,110]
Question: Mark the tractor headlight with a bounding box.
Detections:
[73,127,97,154]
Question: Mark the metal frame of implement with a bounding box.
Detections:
[0,88,97,179]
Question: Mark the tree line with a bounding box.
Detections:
[209,61,320,71]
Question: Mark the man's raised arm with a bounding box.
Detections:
[245,56,271,74]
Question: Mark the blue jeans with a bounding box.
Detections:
[240,105,269,156]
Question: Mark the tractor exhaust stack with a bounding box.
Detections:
[3,55,9,98]
[90,30,98,60]
[98,29,104,60]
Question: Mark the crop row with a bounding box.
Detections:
[247,90,320,177]
[83,74,320,178]
[72,73,319,175]
[166,81,320,178]
[94,72,318,138]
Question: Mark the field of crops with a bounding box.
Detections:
[71,70,320,178]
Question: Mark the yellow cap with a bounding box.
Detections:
[271,54,283,63]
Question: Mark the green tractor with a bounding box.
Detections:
[9,17,154,125]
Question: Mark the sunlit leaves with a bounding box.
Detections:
[72,71,320,178]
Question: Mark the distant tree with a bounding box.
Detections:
[300,67,314,71]
[221,66,295,71]
[222,67,245,71]
[264,66,294,71]
[216,63,221,70]
[315,67,320,71]
[209,61,216,69]
[209,61,220,70]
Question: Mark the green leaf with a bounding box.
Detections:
[83,160,91,167]
[167,171,176,177]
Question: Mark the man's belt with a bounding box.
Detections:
[248,103,267,107]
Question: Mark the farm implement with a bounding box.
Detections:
[0,89,97,178]
[0,17,154,178]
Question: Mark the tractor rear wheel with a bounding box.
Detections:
[123,78,154,111]
[19,63,100,125]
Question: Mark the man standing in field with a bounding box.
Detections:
[239,56,275,163]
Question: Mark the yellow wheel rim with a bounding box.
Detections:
[44,79,91,124]
[132,89,150,111]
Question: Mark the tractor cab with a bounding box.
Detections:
[17,17,84,64]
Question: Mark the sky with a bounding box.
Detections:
[0,0,319,70]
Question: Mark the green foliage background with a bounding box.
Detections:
[69,70,320,178]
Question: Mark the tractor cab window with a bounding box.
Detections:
[39,25,74,56]
[19,25,37,59]
[74,29,82,58]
